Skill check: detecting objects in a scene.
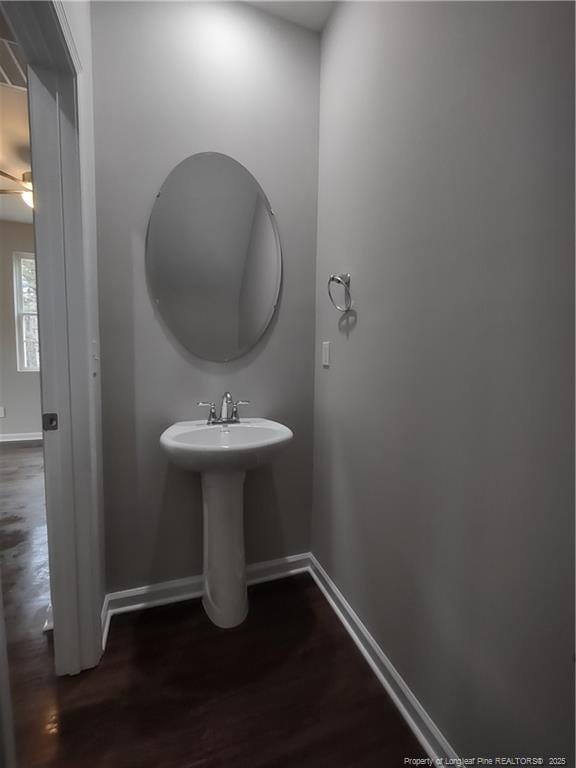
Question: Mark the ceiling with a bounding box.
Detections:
[0,194,31,224]
[250,2,336,32]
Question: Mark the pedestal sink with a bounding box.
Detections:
[160,418,293,628]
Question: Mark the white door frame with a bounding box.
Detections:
[0,1,103,678]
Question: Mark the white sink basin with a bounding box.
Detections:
[160,416,293,629]
[160,418,293,473]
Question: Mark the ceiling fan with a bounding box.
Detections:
[0,169,33,208]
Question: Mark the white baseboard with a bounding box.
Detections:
[101,552,457,761]
[307,554,458,762]
[0,432,42,443]
[101,553,310,651]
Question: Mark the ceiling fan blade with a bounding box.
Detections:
[0,169,22,184]
[0,189,25,195]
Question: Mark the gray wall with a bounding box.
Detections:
[91,2,319,591]
[313,1,574,757]
[0,221,41,437]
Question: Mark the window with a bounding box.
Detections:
[13,252,40,372]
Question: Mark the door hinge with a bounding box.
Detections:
[42,413,58,431]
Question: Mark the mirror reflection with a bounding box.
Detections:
[146,152,281,362]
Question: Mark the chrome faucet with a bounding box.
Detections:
[196,392,250,425]
[220,391,234,422]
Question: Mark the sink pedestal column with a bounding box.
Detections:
[201,471,248,628]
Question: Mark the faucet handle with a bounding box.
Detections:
[231,399,250,422]
[196,401,217,423]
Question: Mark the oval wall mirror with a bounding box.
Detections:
[146,152,281,362]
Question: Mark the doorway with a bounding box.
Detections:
[0,7,104,763]
[0,12,55,761]
[0,0,107,752]
[0,18,51,631]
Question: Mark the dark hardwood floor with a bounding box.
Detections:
[0,442,49,643]
[1,443,427,767]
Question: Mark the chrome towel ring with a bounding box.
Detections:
[328,273,352,312]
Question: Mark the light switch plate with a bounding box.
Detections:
[0,406,5,418]
[322,341,330,368]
